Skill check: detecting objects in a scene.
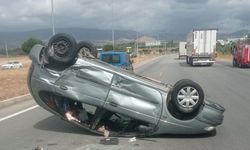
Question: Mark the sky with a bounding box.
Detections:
[0,0,250,34]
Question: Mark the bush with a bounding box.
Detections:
[217,42,233,54]
[21,38,43,54]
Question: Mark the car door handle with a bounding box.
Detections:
[109,101,118,107]
[60,85,68,90]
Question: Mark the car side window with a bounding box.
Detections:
[126,55,130,65]
[102,54,120,64]
[112,54,120,63]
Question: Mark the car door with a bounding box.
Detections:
[54,66,114,107]
[104,74,163,125]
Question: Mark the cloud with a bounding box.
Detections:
[0,0,249,35]
[175,0,208,4]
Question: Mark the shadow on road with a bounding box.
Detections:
[34,115,216,139]
[178,62,190,67]
[174,57,186,61]
[217,60,250,70]
[178,62,213,68]
[33,115,96,136]
[149,130,217,139]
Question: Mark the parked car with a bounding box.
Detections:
[232,37,250,68]
[1,61,23,69]
[28,33,224,137]
[99,51,134,71]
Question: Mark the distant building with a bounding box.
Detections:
[96,48,103,58]
[137,36,161,47]
[145,41,161,47]
[217,40,225,45]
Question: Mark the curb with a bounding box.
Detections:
[0,94,32,109]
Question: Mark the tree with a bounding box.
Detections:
[103,44,114,51]
[21,38,43,54]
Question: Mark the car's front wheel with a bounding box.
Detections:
[171,79,204,114]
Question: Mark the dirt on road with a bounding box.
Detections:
[216,52,232,61]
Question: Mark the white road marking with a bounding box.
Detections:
[0,105,39,122]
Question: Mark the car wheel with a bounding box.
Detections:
[190,58,194,66]
[171,79,204,113]
[232,59,237,67]
[239,63,243,68]
[77,41,97,58]
[186,56,189,64]
[46,33,77,65]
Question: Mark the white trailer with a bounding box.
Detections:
[178,41,187,59]
[186,29,217,66]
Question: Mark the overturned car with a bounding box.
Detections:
[28,33,224,137]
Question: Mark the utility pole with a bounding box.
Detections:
[51,0,55,35]
[165,40,167,52]
[4,40,8,57]
[157,34,160,54]
[111,0,114,50]
[136,31,139,56]
[135,12,139,56]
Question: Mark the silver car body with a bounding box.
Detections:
[28,44,224,136]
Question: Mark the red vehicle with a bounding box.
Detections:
[232,39,250,68]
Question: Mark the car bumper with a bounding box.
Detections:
[193,60,215,65]
[196,100,225,126]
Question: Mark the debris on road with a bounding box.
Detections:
[100,138,119,145]
[34,146,43,150]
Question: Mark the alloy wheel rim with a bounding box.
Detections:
[177,86,199,108]
[78,47,94,58]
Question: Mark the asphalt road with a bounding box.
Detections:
[1,54,250,150]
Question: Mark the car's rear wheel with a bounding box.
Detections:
[190,58,194,66]
[77,41,97,58]
[186,56,189,64]
[232,59,237,67]
[46,33,78,66]
[171,79,204,114]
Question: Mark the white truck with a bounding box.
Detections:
[178,41,187,59]
[186,29,217,66]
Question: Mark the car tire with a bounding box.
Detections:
[46,33,77,65]
[190,58,194,66]
[77,41,97,58]
[232,59,237,67]
[186,56,189,64]
[171,79,204,114]
[239,63,243,68]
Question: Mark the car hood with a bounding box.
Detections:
[196,100,225,126]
